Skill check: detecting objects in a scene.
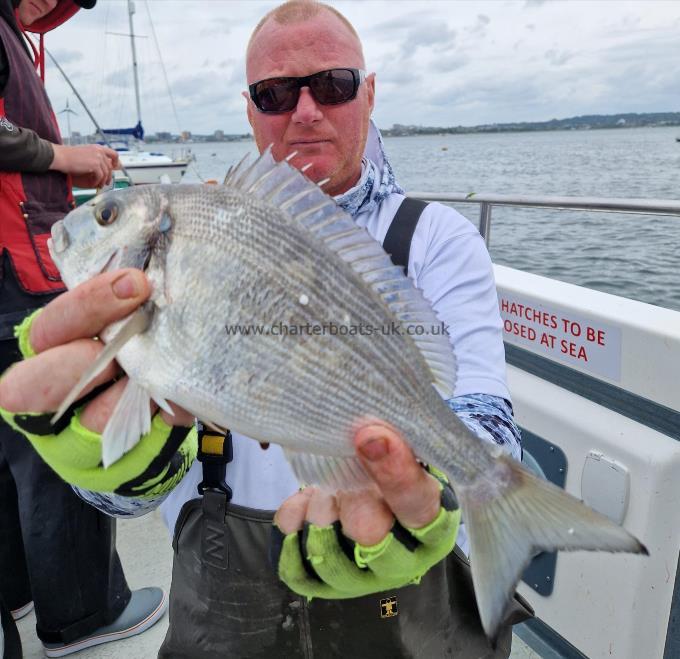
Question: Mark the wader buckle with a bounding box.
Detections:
[196,421,233,500]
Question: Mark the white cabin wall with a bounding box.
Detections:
[509,366,679,659]
[495,266,680,659]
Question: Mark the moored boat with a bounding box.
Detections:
[115,148,190,185]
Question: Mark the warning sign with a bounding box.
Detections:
[498,292,622,381]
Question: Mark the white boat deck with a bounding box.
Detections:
[15,510,539,658]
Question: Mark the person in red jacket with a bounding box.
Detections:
[0,1,167,656]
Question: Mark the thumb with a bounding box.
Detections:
[353,424,441,529]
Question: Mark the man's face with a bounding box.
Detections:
[245,12,375,197]
[17,0,58,26]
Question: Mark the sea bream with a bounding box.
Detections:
[48,149,647,638]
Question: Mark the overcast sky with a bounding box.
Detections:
[39,0,680,137]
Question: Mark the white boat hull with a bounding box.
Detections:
[116,161,189,185]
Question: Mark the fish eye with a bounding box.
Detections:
[95,201,119,227]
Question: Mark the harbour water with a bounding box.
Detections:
[179,125,680,311]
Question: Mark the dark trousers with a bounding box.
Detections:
[160,491,530,659]
[1,593,22,659]
[0,259,131,644]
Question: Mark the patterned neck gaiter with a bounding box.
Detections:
[335,120,404,218]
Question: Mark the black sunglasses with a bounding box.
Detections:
[249,68,366,114]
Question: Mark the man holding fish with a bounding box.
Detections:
[0,1,645,657]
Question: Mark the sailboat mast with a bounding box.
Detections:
[128,0,142,125]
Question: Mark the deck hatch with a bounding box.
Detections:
[520,430,567,597]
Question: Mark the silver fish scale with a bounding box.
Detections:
[111,183,471,468]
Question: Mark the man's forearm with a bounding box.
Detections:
[0,117,54,172]
[447,394,522,461]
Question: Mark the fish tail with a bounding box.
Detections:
[455,453,647,639]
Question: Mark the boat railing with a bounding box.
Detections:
[407,192,680,247]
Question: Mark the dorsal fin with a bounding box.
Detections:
[228,152,457,399]
[223,152,250,186]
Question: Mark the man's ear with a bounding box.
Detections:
[242,91,255,129]
[366,73,376,115]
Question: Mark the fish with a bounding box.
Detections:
[48,148,647,638]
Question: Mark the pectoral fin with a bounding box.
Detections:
[50,304,154,426]
[102,378,153,467]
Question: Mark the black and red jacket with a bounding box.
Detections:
[0,0,91,295]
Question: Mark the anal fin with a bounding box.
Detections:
[284,450,371,491]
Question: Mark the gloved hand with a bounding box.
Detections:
[1,404,197,498]
[270,425,461,599]
[0,270,197,498]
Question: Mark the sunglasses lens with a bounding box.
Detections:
[310,69,357,104]
[253,79,299,112]
[251,69,361,112]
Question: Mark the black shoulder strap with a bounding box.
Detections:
[383,197,429,274]
[197,421,233,499]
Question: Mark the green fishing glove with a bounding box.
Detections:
[270,470,461,599]
[0,309,197,498]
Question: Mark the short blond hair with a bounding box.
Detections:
[246,0,362,63]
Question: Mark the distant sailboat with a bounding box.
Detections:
[102,0,190,184]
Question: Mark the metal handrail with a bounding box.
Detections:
[406,192,680,247]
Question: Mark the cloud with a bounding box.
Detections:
[430,52,468,73]
[104,69,131,89]
[225,58,247,85]
[369,13,456,56]
[545,49,574,67]
[400,21,457,56]
[428,75,543,114]
[374,66,419,86]
[371,13,423,33]
[470,14,491,36]
[200,20,232,37]
[172,71,227,99]
[50,49,83,65]
[42,0,680,134]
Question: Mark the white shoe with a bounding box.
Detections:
[11,600,34,621]
[42,587,167,658]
